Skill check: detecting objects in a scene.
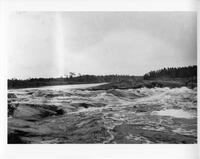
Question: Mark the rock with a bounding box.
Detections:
[71,102,106,108]
[8,103,19,117]
[8,130,28,144]
[132,104,161,113]
[8,93,17,98]
[112,124,197,144]
[45,93,63,98]
[12,104,65,121]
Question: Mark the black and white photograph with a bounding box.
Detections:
[7,11,197,144]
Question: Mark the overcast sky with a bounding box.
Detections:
[7,12,197,79]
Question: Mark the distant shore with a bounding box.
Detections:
[8,77,197,90]
[88,78,197,90]
[8,65,197,90]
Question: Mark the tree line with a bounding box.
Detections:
[8,74,138,89]
[143,65,197,80]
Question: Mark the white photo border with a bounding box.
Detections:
[0,0,199,159]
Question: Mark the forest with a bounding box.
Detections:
[143,65,197,80]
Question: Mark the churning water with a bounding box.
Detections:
[8,84,197,144]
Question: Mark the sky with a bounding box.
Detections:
[7,12,197,79]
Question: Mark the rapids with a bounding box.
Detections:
[8,84,197,144]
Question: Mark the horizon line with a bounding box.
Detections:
[8,65,197,80]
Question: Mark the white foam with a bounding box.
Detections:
[152,109,195,119]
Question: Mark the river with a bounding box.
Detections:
[8,83,197,144]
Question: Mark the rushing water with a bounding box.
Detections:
[8,84,197,144]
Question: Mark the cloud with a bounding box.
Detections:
[63,29,194,75]
[7,12,197,78]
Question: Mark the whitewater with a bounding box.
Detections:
[8,83,197,144]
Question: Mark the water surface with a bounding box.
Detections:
[8,84,197,144]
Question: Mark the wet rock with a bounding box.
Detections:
[107,89,127,97]
[45,93,65,98]
[71,102,106,108]
[8,103,19,117]
[8,113,110,144]
[78,103,90,108]
[8,93,17,98]
[65,116,110,143]
[12,104,65,121]
[8,130,28,144]
[112,124,197,144]
[132,104,161,113]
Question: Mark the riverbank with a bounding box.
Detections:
[8,77,197,90]
[88,78,197,90]
[8,75,137,89]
